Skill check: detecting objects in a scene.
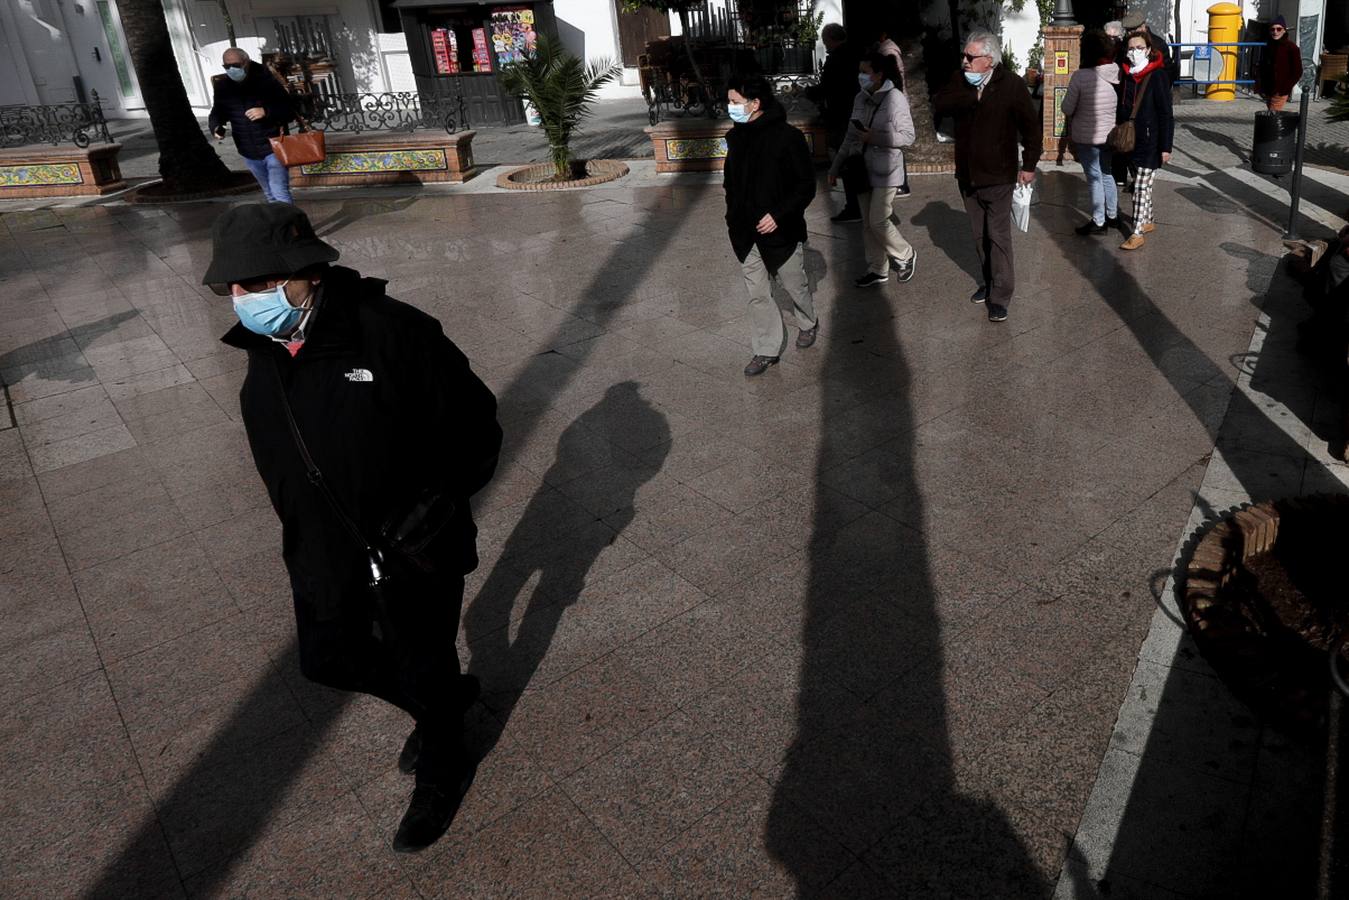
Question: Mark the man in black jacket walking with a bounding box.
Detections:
[209,48,295,202]
[724,74,819,376]
[932,29,1041,323]
[809,23,863,221]
[204,203,501,852]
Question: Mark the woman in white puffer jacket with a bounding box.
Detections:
[828,51,917,288]
[1061,30,1122,235]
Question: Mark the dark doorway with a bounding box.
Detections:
[617,5,670,67]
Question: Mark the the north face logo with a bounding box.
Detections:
[344,368,374,382]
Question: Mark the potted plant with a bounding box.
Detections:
[499,34,621,181]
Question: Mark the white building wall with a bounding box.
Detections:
[553,0,639,97]
[999,1,1040,72]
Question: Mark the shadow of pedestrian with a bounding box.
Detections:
[312,195,422,238]
[909,200,984,284]
[1183,123,1252,168]
[0,310,141,389]
[462,382,669,757]
[765,214,1048,894]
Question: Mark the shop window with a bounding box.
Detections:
[425,14,494,73]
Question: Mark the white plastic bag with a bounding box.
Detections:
[1011,181,1033,232]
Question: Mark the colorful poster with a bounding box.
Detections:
[431,28,459,74]
[1054,51,1069,75]
[490,6,536,67]
[1053,85,1067,137]
[471,27,492,72]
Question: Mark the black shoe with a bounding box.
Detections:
[795,324,818,349]
[855,271,889,288]
[987,303,1008,322]
[893,252,917,283]
[969,284,988,304]
[1074,220,1107,236]
[398,675,480,776]
[895,185,911,198]
[831,208,862,223]
[743,355,779,376]
[392,766,477,853]
[1104,216,1121,230]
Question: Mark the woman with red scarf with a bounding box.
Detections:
[1117,31,1174,251]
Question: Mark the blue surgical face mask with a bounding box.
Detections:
[728,103,750,124]
[964,69,989,86]
[225,65,247,82]
[859,72,876,91]
[232,281,304,336]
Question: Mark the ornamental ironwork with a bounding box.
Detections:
[0,91,113,149]
[306,91,469,135]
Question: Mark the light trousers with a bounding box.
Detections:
[740,243,816,357]
[861,187,915,275]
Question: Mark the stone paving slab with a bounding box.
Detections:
[0,136,1346,897]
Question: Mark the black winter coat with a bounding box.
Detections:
[723,101,816,274]
[932,66,1042,188]
[222,266,502,620]
[812,43,862,144]
[208,65,295,160]
[1117,65,1174,170]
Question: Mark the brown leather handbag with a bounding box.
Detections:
[269,118,326,168]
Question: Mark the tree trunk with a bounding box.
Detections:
[118,0,232,193]
[676,9,717,119]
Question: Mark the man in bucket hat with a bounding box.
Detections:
[207,203,501,852]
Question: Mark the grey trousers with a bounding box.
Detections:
[961,182,1016,307]
[740,243,817,357]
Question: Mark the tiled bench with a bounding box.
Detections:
[289,130,477,187]
[0,143,125,198]
[644,117,828,173]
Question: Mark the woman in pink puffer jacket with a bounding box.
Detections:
[1061,30,1122,235]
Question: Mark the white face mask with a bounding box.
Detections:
[1127,48,1149,69]
[859,72,876,91]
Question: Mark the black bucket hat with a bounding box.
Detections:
[202,202,340,287]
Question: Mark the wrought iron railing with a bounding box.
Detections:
[306,91,468,135]
[0,91,113,148]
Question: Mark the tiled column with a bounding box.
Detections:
[1040,25,1084,160]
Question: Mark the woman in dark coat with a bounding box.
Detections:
[1257,16,1303,112]
[1117,31,1174,251]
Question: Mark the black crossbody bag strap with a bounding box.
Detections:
[269,357,387,581]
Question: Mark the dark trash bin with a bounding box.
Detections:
[1253,109,1300,174]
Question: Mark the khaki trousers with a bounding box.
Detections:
[861,188,915,275]
[740,243,816,357]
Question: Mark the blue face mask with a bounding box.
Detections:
[232,282,304,336]
[964,69,989,86]
[728,103,750,124]
[225,65,247,82]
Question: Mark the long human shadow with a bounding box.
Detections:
[1038,171,1346,896]
[84,182,714,896]
[0,310,141,388]
[765,212,1046,893]
[909,199,984,284]
[312,195,421,238]
[462,382,668,754]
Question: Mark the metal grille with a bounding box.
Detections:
[0,91,113,148]
[308,91,468,134]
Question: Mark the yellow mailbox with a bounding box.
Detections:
[1206,2,1243,100]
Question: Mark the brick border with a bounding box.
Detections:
[496,159,629,191]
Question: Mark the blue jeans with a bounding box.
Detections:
[244,153,293,203]
[1075,143,1117,225]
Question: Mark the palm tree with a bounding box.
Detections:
[499,35,621,180]
[117,0,233,193]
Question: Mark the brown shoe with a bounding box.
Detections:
[795,325,818,349]
[1120,234,1146,251]
[1140,222,1156,234]
[743,355,779,376]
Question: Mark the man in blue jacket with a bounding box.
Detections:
[209,48,295,202]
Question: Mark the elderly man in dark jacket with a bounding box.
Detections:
[933,29,1041,323]
[1257,16,1303,111]
[724,73,818,377]
[209,48,295,202]
[204,203,501,853]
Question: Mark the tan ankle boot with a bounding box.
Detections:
[1120,234,1146,250]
